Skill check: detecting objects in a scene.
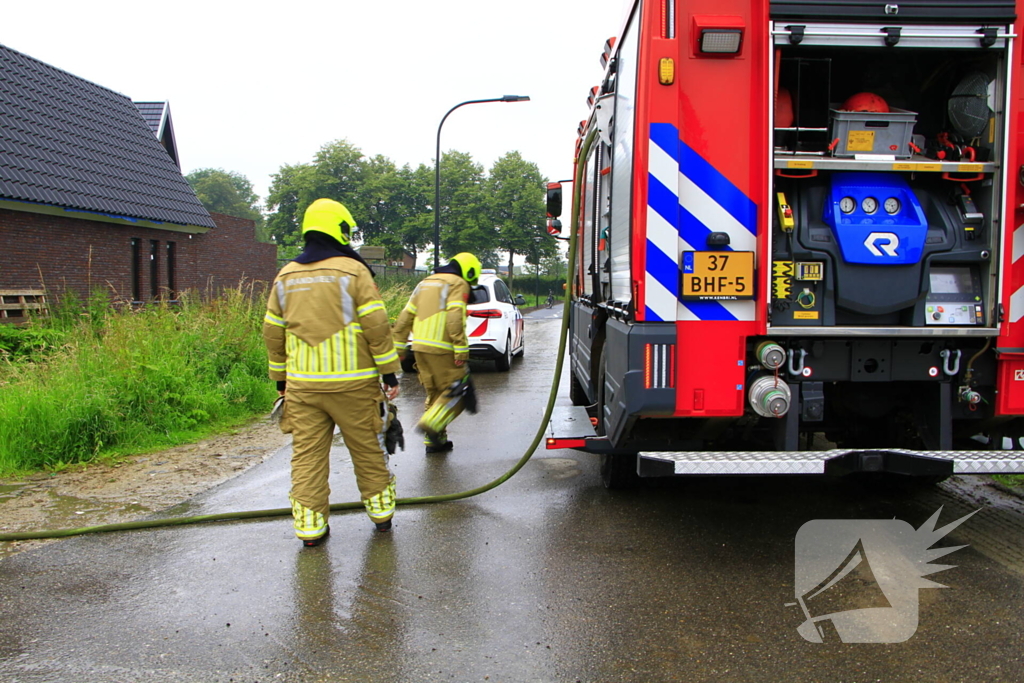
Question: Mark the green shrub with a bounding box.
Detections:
[0,276,420,475]
[0,287,276,474]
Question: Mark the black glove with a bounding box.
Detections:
[446,374,478,414]
[384,403,405,454]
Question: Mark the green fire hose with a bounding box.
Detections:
[0,130,599,543]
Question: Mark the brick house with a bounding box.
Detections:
[0,42,276,312]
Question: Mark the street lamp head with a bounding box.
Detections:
[434,94,530,267]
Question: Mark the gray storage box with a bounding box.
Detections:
[829,107,917,158]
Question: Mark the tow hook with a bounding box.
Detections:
[940,349,962,376]
[788,348,808,376]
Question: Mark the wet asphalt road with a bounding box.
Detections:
[2,312,1024,682]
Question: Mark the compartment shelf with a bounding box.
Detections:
[773,153,996,174]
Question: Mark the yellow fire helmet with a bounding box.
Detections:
[301,198,356,245]
[450,252,482,285]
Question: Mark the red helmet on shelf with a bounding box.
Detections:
[841,92,889,113]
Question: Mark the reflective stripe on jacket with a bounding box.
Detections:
[263,257,401,392]
[392,272,469,359]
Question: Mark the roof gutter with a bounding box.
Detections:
[0,199,211,234]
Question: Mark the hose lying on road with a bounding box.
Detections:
[0,132,598,543]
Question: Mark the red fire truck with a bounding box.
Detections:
[545,0,1024,487]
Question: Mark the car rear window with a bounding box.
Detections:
[469,285,490,305]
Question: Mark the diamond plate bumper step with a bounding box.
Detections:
[638,449,1024,476]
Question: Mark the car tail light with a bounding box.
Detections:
[469,309,502,318]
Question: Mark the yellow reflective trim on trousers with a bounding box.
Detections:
[357,300,386,316]
[421,393,461,433]
[290,497,327,538]
[264,312,286,327]
[363,478,396,520]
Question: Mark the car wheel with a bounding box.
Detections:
[495,334,512,372]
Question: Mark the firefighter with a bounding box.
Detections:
[263,198,402,546]
[393,252,481,453]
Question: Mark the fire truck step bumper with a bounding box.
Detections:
[638,449,1024,476]
[546,406,604,451]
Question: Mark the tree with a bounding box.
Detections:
[265,139,368,251]
[540,254,568,279]
[185,168,267,239]
[265,140,437,263]
[265,162,318,248]
[436,150,492,259]
[360,157,434,259]
[484,151,550,286]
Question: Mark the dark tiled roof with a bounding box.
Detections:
[0,44,214,229]
[134,101,166,136]
[134,100,180,168]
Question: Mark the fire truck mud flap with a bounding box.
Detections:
[637,449,1024,476]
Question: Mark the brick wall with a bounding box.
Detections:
[0,207,277,305]
[198,212,278,295]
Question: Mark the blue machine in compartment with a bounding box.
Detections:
[822,173,928,265]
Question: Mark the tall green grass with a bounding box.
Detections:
[0,277,417,475]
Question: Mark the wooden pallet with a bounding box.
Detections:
[0,289,48,320]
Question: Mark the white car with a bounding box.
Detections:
[466,270,524,371]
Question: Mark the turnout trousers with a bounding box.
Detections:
[414,351,467,441]
[285,381,395,540]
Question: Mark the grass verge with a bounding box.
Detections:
[0,277,415,475]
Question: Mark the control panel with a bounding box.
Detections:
[925,265,983,325]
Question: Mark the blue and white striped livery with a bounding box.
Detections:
[645,123,757,322]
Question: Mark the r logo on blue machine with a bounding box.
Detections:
[864,232,900,257]
[822,173,927,266]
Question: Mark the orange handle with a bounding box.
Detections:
[942,172,984,182]
[775,168,818,179]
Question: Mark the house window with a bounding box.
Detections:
[150,240,159,299]
[166,242,176,298]
[131,238,141,301]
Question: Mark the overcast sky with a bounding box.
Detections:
[2,0,631,207]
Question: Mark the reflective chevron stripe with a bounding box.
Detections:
[645,123,757,322]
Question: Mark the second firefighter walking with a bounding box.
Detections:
[393,253,481,453]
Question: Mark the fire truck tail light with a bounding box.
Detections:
[700,29,743,54]
[644,344,675,389]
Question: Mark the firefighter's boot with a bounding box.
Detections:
[424,430,453,454]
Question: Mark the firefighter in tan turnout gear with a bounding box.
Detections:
[393,253,481,453]
[264,198,402,546]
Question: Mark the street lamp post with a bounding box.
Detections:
[434,95,530,269]
[532,234,544,307]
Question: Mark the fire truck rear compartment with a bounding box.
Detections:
[771,42,1004,329]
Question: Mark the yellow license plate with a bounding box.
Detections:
[681,251,755,300]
